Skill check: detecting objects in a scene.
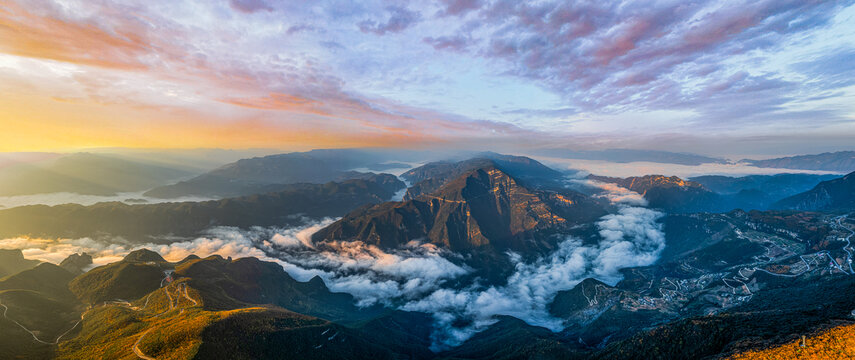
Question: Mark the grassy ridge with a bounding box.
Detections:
[728,322,855,359]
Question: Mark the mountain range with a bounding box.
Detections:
[5,204,855,360]
[0,153,195,197]
[589,172,850,213]
[143,149,425,199]
[2,151,855,359]
[0,174,403,241]
[533,148,727,165]
[689,173,841,199]
[741,151,855,172]
[773,171,855,211]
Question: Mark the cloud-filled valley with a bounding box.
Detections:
[2,0,854,357]
[0,180,666,350]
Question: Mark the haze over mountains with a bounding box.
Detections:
[142,149,423,199]
[0,174,404,241]
[533,148,728,166]
[773,172,855,211]
[1,148,855,359]
[0,153,194,197]
[741,151,855,172]
[2,148,851,208]
[4,0,855,357]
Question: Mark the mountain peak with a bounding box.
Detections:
[0,249,41,278]
[402,154,562,201]
[59,252,93,274]
[589,174,704,194]
[123,249,166,263]
[314,164,603,254]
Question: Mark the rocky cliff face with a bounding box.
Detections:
[314,166,603,253]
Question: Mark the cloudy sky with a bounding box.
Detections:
[1,0,853,155]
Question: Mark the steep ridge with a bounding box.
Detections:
[314,166,604,253]
[0,174,404,241]
[773,170,855,211]
[401,153,564,200]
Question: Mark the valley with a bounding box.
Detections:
[1,152,854,359]
[4,1,855,357]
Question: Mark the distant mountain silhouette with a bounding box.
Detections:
[0,153,194,196]
[0,174,404,241]
[689,173,840,200]
[741,151,855,172]
[533,148,726,165]
[145,149,417,198]
[0,249,41,278]
[58,253,93,275]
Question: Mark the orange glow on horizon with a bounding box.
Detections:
[0,93,442,153]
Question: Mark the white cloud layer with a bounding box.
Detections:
[402,205,664,350]
[0,183,665,350]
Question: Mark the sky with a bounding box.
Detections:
[0,0,854,156]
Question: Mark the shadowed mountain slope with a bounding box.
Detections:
[0,249,41,278]
[773,171,855,211]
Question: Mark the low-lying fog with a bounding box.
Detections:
[0,179,666,350]
[0,191,218,209]
[536,157,844,178]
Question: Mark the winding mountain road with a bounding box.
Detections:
[835,215,855,274]
[180,283,198,306]
[2,265,202,359]
[0,268,178,347]
[126,274,200,359]
[0,301,84,345]
[133,329,156,360]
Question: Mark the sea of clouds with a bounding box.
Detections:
[0,179,664,350]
